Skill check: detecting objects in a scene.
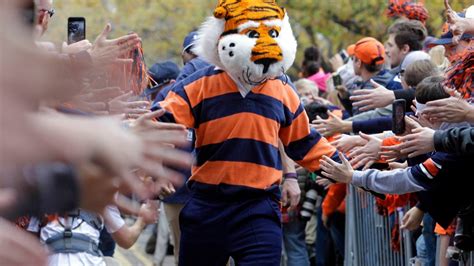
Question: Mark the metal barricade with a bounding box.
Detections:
[344,185,413,266]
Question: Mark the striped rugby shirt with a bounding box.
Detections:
[158,66,339,190]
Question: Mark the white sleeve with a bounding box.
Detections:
[27,217,40,233]
[103,205,125,234]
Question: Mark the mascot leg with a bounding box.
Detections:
[179,193,282,266]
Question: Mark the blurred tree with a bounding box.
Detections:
[43,0,472,72]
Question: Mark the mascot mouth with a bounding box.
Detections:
[242,65,285,86]
[243,67,267,86]
[254,58,278,74]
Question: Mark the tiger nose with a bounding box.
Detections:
[254,58,278,74]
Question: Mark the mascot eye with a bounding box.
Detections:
[247,30,260,38]
[269,29,279,38]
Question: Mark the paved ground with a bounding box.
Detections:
[115,222,175,266]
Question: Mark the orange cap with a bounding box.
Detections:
[347,44,356,56]
[350,37,385,65]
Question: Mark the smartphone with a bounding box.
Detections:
[392,99,406,135]
[68,17,86,44]
[332,74,342,87]
[339,49,349,62]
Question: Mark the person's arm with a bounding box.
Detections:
[352,116,392,134]
[351,168,425,194]
[107,203,158,249]
[433,127,474,155]
[112,218,147,249]
[347,105,392,122]
[279,85,342,173]
[393,88,415,110]
[155,78,197,127]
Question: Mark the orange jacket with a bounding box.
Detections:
[322,183,347,216]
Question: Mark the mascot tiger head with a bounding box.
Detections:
[194,0,297,86]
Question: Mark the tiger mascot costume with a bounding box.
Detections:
[158,0,341,265]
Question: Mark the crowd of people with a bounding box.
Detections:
[0,0,473,266]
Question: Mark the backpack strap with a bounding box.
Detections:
[45,232,103,257]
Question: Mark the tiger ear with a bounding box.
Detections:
[214,6,227,19]
[279,7,286,18]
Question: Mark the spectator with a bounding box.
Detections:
[349,51,432,112]
[27,203,158,266]
[145,61,180,102]
[337,37,392,116]
[320,76,473,230]
[386,19,427,71]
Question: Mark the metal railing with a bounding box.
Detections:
[344,185,413,266]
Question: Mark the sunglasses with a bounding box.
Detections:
[39,8,55,17]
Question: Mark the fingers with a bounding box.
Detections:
[290,192,300,209]
[327,110,339,120]
[114,58,134,65]
[444,0,454,14]
[405,116,421,130]
[126,108,150,115]
[338,152,351,167]
[140,130,189,147]
[126,101,150,109]
[96,23,112,43]
[140,160,185,188]
[281,188,288,206]
[370,79,382,88]
[113,91,134,101]
[111,33,140,46]
[358,132,374,142]
[351,89,372,96]
[86,87,123,102]
[139,109,165,121]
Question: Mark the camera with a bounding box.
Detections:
[300,189,318,221]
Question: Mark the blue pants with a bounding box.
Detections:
[314,207,332,266]
[179,192,282,266]
[283,217,309,266]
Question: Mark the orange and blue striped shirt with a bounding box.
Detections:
[159,66,339,190]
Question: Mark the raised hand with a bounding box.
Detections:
[62,40,92,55]
[89,23,141,67]
[312,111,352,137]
[319,152,353,183]
[331,134,367,154]
[348,133,382,170]
[350,80,395,112]
[421,97,474,124]
[108,91,150,119]
[444,0,472,45]
[138,200,159,225]
[399,127,436,158]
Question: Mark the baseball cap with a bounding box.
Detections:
[348,37,385,65]
[182,31,198,54]
[146,61,180,96]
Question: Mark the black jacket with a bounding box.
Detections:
[434,127,474,155]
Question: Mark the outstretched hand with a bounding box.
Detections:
[350,80,395,112]
[89,23,141,67]
[319,152,353,183]
[348,133,382,170]
[312,111,351,137]
[444,0,472,45]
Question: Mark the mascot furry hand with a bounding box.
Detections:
[194,0,297,86]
